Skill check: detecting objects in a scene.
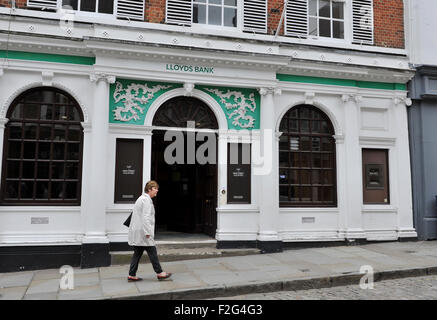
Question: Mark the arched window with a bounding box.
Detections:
[1,87,84,205]
[279,105,337,207]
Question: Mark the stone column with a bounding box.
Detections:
[256,87,282,253]
[341,94,366,241]
[0,118,9,181]
[80,73,115,268]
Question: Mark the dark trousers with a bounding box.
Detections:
[129,246,163,276]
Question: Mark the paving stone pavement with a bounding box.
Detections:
[210,274,437,300]
[2,240,437,300]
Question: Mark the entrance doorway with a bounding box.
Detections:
[151,97,218,237]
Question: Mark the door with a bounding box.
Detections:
[362,149,390,204]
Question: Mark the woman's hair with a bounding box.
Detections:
[144,180,159,193]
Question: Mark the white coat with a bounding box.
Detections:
[128,193,156,247]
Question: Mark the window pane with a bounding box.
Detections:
[51,162,65,179]
[290,186,298,201]
[279,186,289,202]
[224,8,237,27]
[39,124,52,141]
[65,182,78,199]
[36,182,49,199]
[62,0,78,10]
[53,143,65,160]
[311,121,320,133]
[279,151,289,167]
[309,17,318,36]
[312,153,322,168]
[333,21,344,39]
[68,106,81,121]
[23,142,36,159]
[300,136,311,151]
[290,170,298,184]
[38,142,51,160]
[309,0,317,16]
[54,125,67,141]
[23,104,39,120]
[68,125,82,141]
[54,106,68,121]
[332,2,344,19]
[301,187,311,201]
[321,137,333,151]
[321,120,330,133]
[67,143,80,160]
[279,135,288,151]
[279,117,288,131]
[66,163,79,179]
[319,18,331,37]
[301,170,311,185]
[98,0,113,14]
[300,120,310,133]
[289,120,298,132]
[323,170,333,184]
[312,170,320,184]
[37,162,50,179]
[81,0,96,12]
[8,141,21,158]
[9,123,22,139]
[312,137,321,151]
[319,0,330,17]
[193,4,206,23]
[208,5,222,25]
[224,0,236,6]
[322,153,333,168]
[7,161,20,178]
[312,186,321,201]
[40,105,53,120]
[289,137,299,151]
[23,123,37,140]
[279,169,288,184]
[20,181,34,199]
[300,153,311,168]
[10,105,22,119]
[22,161,35,179]
[51,182,64,199]
[5,181,19,198]
[210,0,222,4]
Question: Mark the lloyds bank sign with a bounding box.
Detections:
[166,63,214,74]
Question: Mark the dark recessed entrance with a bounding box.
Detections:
[151,97,218,237]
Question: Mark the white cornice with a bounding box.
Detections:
[0,8,408,56]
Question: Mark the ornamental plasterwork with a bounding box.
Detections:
[203,88,257,129]
[112,81,172,122]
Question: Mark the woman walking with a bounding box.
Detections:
[127,180,172,282]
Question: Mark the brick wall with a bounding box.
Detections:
[0,0,27,8]
[146,0,165,24]
[0,0,405,49]
[373,0,405,48]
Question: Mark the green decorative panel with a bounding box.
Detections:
[109,79,182,125]
[198,85,260,130]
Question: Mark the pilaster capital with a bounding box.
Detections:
[342,94,362,106]
[393,95,412,106]
[90,73,116,84]
[258,87,282,96]
[0,118,8,129]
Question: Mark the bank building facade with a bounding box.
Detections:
[0,0,416,271]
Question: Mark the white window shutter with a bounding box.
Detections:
[166,0,192,26]
[27,0,58,9]
[243,0,267,34]
[116,0,145,21]
[285,0,308,38]
[352,0,374,45]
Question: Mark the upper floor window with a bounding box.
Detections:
[166,0,267,34]
[193,0,238,27]
[27,0,145,21]
[285,0,374,45]
[308,0,344,39]
[61,0,114,14]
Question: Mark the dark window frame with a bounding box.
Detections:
[0,87,84,206]
[279,104,337,207]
